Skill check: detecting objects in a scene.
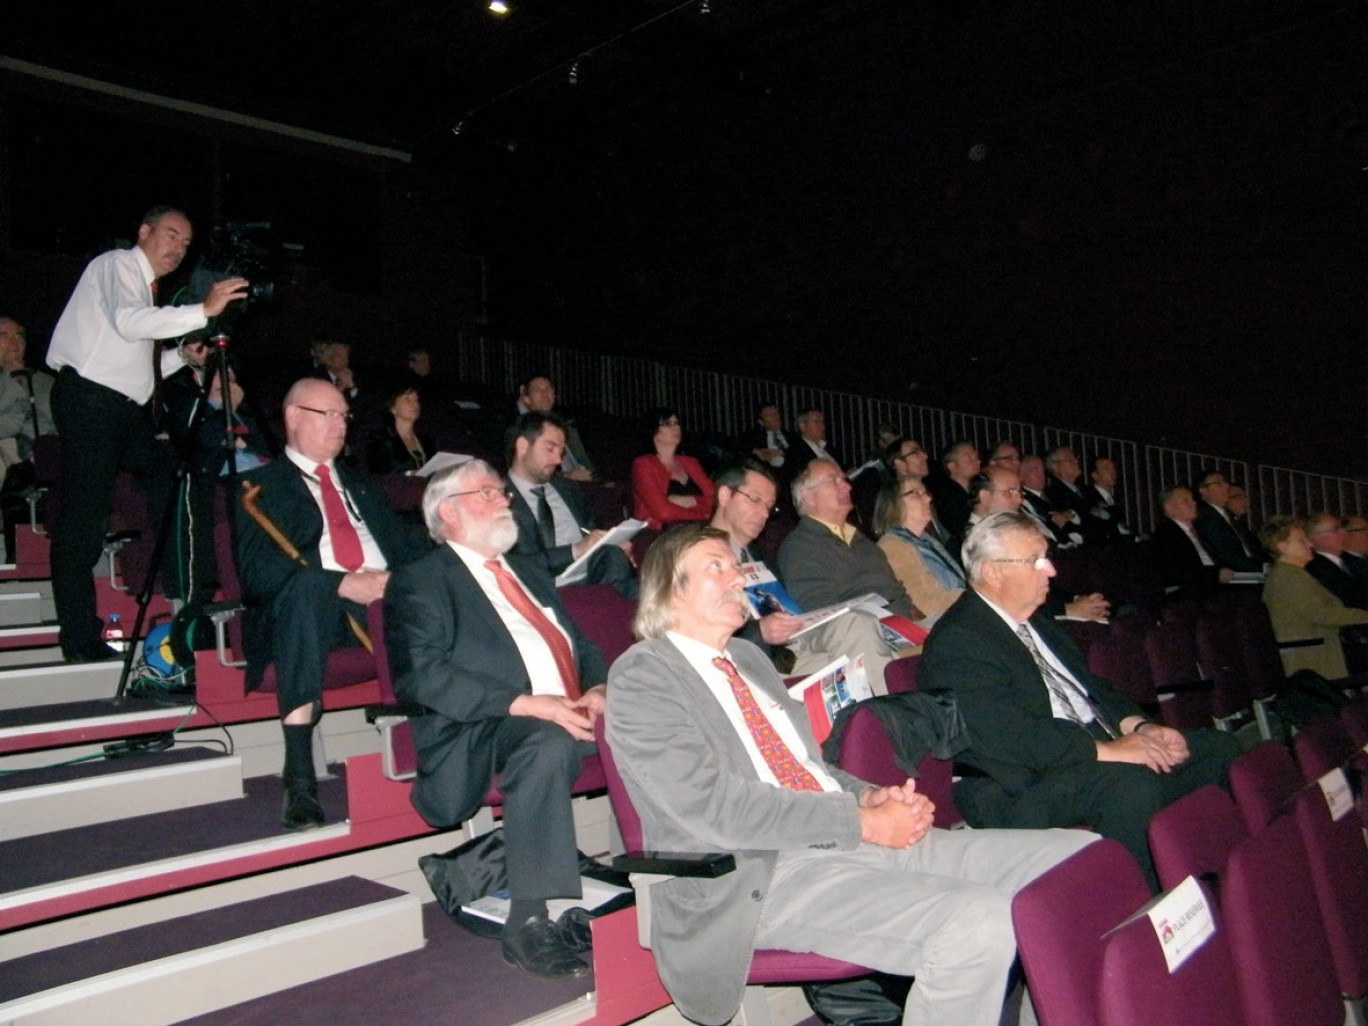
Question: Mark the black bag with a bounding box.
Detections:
[1274,668,1350,729]
[419,828,634,944]
[801,974,911,1026]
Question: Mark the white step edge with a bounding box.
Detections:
[0,662,138,707]
[0,821,352,914]
[0,754,245,842]
[0,624,59,638]
[0,888,424,1026]
[0,704,197,744]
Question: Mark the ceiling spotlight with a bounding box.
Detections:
[700,0,711,12]
[568,61,580,85]
[488,0,509,14]
[452,121,466,136]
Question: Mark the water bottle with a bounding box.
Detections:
[103,613,128,653]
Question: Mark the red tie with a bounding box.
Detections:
[316,464,364,571]
[712,656,822,792]
[485,559,581,700]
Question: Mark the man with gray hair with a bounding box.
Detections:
[919,510,1240,889]
[384,458,607,981]
[607,523,1096,1026]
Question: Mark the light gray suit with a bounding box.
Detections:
[607,635,1096,1026]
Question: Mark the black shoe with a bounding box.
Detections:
[281,786,325,831]
[63,643,122,664]
[501,914,591,980]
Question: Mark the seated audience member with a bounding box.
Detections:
[918,510,1241,890]
[1045,446,1107,544]
[365,383,433,475]
[1260,515,1368,681]
[1223,481,1261,558]
[1020,454,1079,547]
[0,315,55,451]
[402,346,450,409]
[1194,468,1264,573]
[777,459,918,626]
[986,440,1021,473]
[884,436,952,541]
[385,459,606,981]
[711,461,894,681]
[511,373,595,481]
[1147,485,1233,600]
[606,524,1098,1026]
[960,467,1109,622]
[310,340,361,404]
[1343,514,1368,559]
[507,411,637,598]
[848,421,901,481]
[931,440,980,538]
[745,401,790,472]
[1081,455,1134,541]
[235,378,427,830]
[784,407,842,480]
[631,407,715,529]
[1304,511,1367,610]
[874,476,965,619]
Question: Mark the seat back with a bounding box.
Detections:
[833,703,962,828]
[558,583,638,665]
[1096,879,1241,1026]
[1011,838,1152,1026]
[1339,692,1368,748]
[1147,784,1248,897]
[1227,740,1302,835]
[1293,780,1368,1001]
[1222,815,1342,1026]
[1194,611,1253,723]
[1144,619,1213,728]
[596,716,646,852]
[1292,714,1355,784]
[882,654,920,695]
[1085,621,1158,708]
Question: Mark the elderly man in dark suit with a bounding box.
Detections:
[607,524,1094,1026]
[1194,468,1264,573]
[506,411,636,598]
[919,510,1240,890]
[385,458,607,981]
[236,378,427,831]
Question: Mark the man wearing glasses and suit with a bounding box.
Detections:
[919,510,1239,890]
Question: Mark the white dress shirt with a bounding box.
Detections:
[48,245,209,404]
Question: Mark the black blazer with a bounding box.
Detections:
[1148,518,1225,599]
[918,589,1141,800]
[1195,501,1264,573]
[384,545,607,827]
[507,476,595,576]
[1308,552,1368,610]
[234,457,427,687]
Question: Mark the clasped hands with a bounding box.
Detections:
[509,685,607,742]
[858,778,935,850]
[1098,718,1191,774]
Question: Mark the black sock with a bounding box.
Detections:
[282,724,316,790]
[507,899,547,926]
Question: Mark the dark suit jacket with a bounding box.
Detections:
[918,589,1142,816]
[784,438,842,482]
[1080,483,1132,542]
[1195,501,1264,572]
[384,545,607,827]
[1047,477,1108,544]
[1308,552,1368,610]
[234,456,425,688]
[508,476,594,576]
[1148,517,1225,599]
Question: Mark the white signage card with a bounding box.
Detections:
[1318,767,1354,822]
[1145,875,1217,973]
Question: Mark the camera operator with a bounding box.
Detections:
[47,205,248,662]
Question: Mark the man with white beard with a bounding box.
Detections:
[384,458,608,981]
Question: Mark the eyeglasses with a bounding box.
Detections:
[990,487,1023,497]
[901,488,930,499]
[993,556,1053,570]
[448,486,514,503]
[295,404,353,422]
[897,447,925,459]
[734,487,779,515]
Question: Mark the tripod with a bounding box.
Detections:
[112,333,274,702]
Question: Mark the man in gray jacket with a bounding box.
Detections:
[606,524,1095,1026]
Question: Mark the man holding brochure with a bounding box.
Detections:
[506,411,638,598]
[710,461,903,687]
[607,524,1096,1026]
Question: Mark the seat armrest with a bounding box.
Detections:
[611,851,736,878]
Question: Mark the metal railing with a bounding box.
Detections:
[455,333,1366,535]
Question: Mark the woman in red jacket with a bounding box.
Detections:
[631,408,716,530]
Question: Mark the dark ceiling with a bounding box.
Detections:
[4,1,1367,480]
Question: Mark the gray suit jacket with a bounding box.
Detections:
[606,636,868,1025]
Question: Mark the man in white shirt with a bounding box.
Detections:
[607,523,1095,1025]
[47,206,248,661]
[385,458,607,980]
